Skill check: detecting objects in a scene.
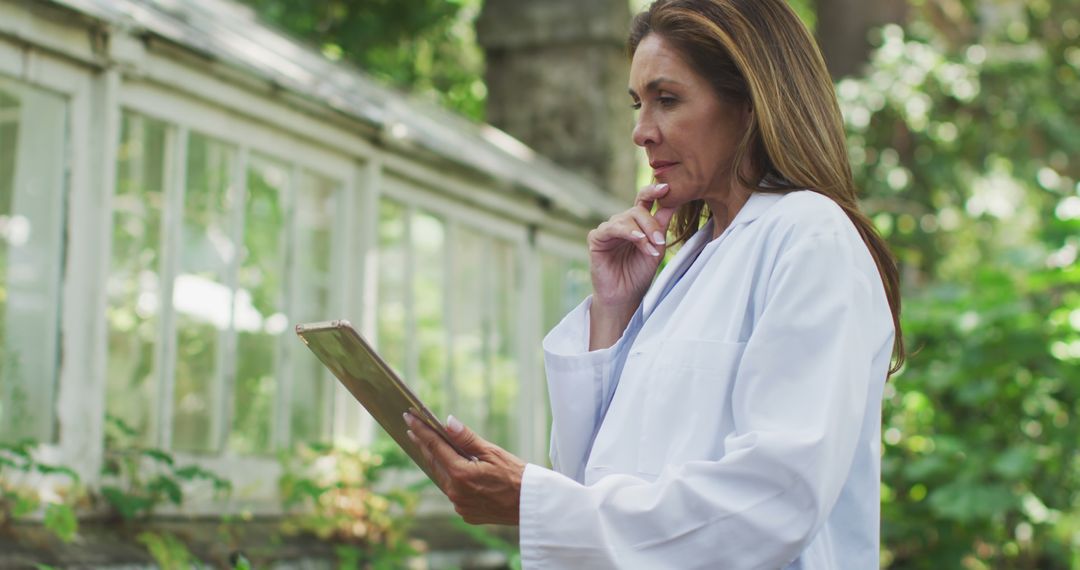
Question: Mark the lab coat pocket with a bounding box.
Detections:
[637,339,747,476]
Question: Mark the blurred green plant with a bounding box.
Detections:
[99,415,232,521]
[239,0,486,120]
[137,530,201,570]
[0,439,81,543]
[840,0,1080,567]
[450,518,522,570]
[278,440,425,568]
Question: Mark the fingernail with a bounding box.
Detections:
[631,230,646,239]
[648,245,660,257]
[652,231,666,245]
[406,430,417,443]
[403,412,412,426]
[656,183,669,191]
[447,414,464,434]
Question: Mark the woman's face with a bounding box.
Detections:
[629,34,750,209]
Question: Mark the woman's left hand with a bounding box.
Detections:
[405,412,526,526]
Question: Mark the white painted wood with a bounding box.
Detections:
[77,67,122,485]
[51,56,102,484]
[536,231,591,261]
[218,146,249,453]
[352,157,382,447]
[279,162,302,452]
[0,2,103,70]
[329,170,350,440]
[517,239,544,462]
[442,220,459,419]
[381,174,529,246]
[120,81,355,183]
[403,205,418,388]
[157,125,188,451]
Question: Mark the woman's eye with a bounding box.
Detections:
[658,96,677,107]
[630,101,642,110]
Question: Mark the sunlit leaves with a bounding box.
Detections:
[240,0,486,120]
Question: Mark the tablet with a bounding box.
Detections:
[295,320,470,480]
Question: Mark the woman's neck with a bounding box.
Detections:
[706,185,753,240]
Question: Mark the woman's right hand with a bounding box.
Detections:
[587,183,676,349]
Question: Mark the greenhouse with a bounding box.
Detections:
[0,0,619,561]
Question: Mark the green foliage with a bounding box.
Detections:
[43,503,78,543]
[239,0,486,120]
[0,439,82,543]
[278,440,424,567]
[839,1,1080,567]
[883,266,1079,567]
[450,518,522,570]
[137,531,201,570]
[100,415,232,521]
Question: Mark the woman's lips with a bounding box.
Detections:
[651,161,678,177]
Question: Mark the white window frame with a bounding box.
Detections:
[0,36,110,489]
[0,4,603,513]
[109,80,366,512]
[532,232,592,463]
[377,172,547,459]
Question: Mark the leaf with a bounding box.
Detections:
[36,463,80,484]
[106,415,139,436]
[43,503,78,543]
[101,486,154,520]
[903,454,949,480]
[142,449,175,466]
[148,476,183,505]
[12,493,39,518]
[230,551,252,570]
[928,481,1017,522]
[137,531,195,568]
[991,447,1036,480]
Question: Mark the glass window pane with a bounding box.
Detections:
[376,199,407,374]
[488,239,520,449]
[541,254,590,333]
[374,198,407,447]
[450,227,489,440]
[172,133,238,454]
[289,169,339,447]
[0,77,66,444]
[105,112,168,446]
[413,211,447,413]
[539,252,590,451]
[229,153,289,454]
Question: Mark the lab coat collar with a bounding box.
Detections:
[641,191,784,318]
[727,190,785,230]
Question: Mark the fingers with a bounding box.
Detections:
[445,415,484,459]
[636,182,677,236]
[405,413,472,471]
[626,206,667,249]
[634,182,670,210]
[588,218,661,257]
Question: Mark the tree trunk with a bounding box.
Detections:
[813,0,907,79]
[477,0,636,199]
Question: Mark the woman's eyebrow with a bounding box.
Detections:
[628,77,682,98]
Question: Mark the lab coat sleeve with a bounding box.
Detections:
[541,295,624,481]
[520,230,878,569]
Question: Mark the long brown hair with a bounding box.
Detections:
[629,0,905,376]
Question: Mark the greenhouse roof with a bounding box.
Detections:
[43,0,623,221]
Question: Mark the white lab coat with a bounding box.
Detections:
[520,191,894,569]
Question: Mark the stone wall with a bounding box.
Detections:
[478,0,637,201]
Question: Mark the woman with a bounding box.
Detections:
[405,0,905,567]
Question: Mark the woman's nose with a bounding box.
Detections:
[632,115,659,148]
